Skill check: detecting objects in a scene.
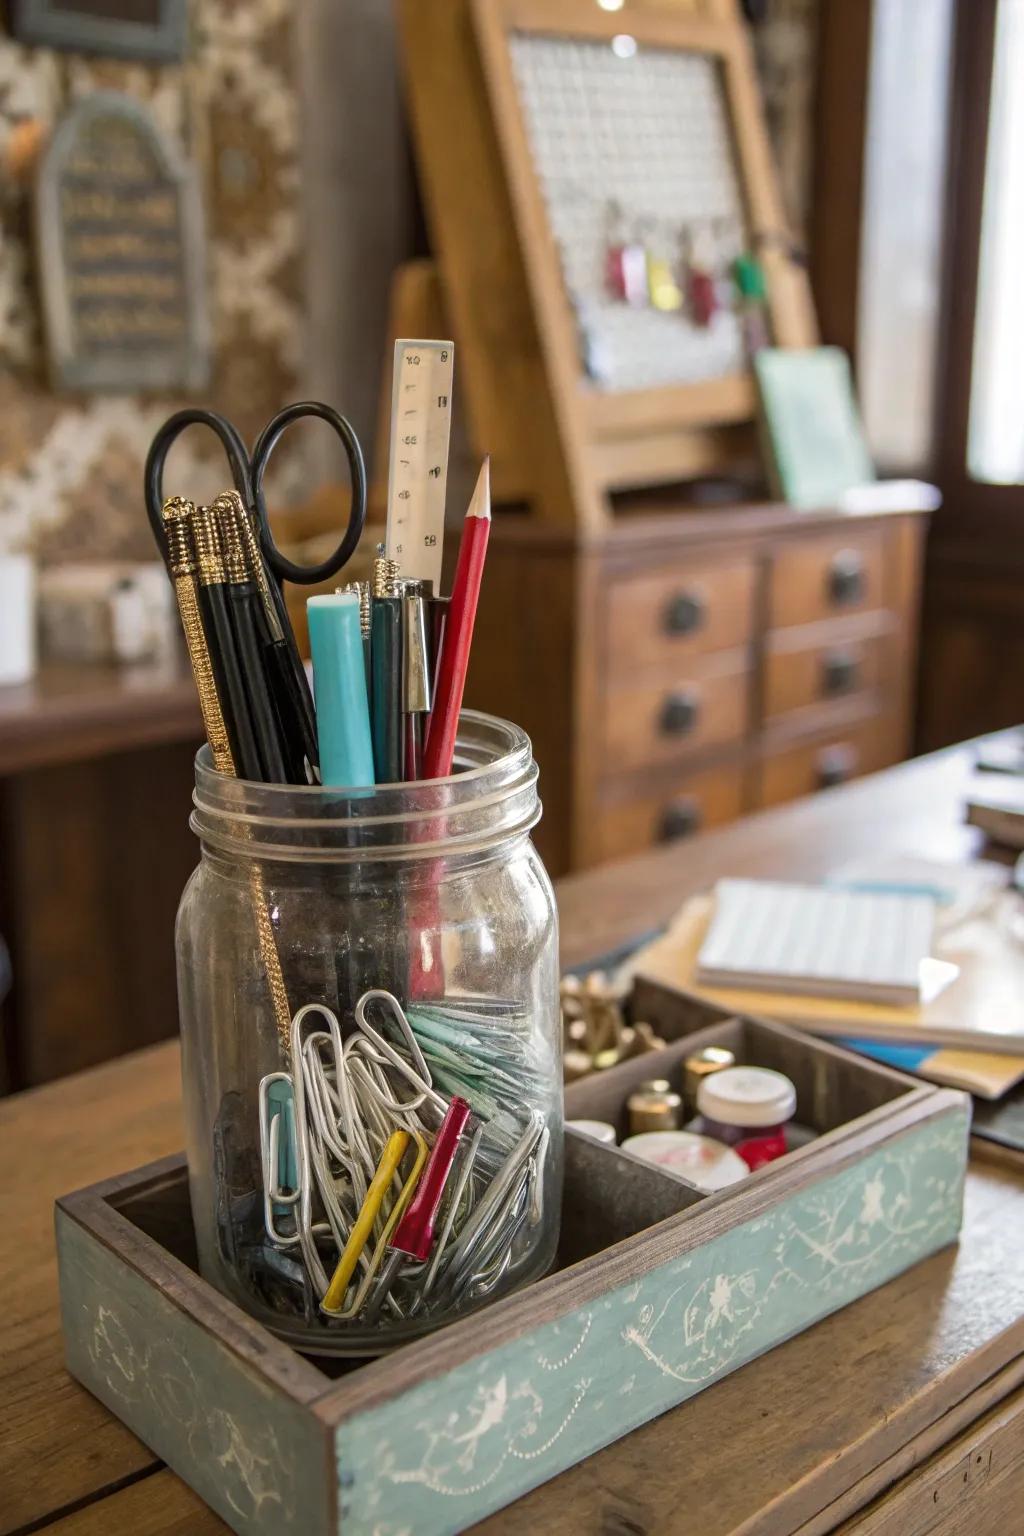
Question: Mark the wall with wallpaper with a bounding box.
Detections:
[0,0,816,569]
[0,0,306,564]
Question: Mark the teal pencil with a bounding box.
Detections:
[307,593,375,787]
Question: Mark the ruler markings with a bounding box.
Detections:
[385,338,454,593]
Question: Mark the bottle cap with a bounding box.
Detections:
[622,1131,748,1192]
[683,1045,735,1105]
[697,1066,796,1129]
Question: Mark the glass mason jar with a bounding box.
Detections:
[177,711,562,1356]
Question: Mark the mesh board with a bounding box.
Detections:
[509,33,750,393]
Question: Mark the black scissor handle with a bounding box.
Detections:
[251,400,367,586]
[143,407,253,563]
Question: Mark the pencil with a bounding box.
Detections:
[191,502,264,781]
[160,495,293,1050]
[422,458,491,779]
[161,498,235,775]
[215,494,290,784]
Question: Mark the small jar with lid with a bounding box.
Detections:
[683,1045,735,1112]
[692,1066,796,1171]
[627,1078,682,1135]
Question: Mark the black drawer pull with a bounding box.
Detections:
[660,690,699,736]
[828,550,866,606]
[663,591,705,636]
[817,744,857,790]
[659,798,702,843]
[821,648,860,697]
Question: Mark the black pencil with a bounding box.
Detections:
[215,493,292,784]
[191,503,264,781]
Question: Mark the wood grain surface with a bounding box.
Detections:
[0,659,201,777]
[3,733,1022,1535]
[26,1149,1024,1536]
[0,1042,186,1535]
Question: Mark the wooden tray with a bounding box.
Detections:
[56,985,970,1536]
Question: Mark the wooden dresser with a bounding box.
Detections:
[469,497,927,875]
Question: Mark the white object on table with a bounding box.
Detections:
[0,554,37,685]
[566,1119,617,1144]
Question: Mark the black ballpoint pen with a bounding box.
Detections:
[215,493,291,784]
[191,503,264,781]
[371,596,403,783]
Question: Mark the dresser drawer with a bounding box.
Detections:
[603,656,749,773]
[756,715,903,808]
[597,763,746,862]
[606,559,756,681]
[769,530,887,630]
[764,630,890,723]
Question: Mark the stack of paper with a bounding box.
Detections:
[696,879,936,1006]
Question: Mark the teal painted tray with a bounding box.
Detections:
[56,988,969,1536]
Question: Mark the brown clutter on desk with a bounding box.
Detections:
[560,970,666,1081]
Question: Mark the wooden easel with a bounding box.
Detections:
[396,0,817,531]
[389,0,925,878]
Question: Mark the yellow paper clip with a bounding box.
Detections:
[333,1129,429,1320]
[321,1130,410,1313]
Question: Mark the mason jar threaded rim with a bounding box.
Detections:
[190,709,541,863]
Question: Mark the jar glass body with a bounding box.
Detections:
[176,713,562,1355]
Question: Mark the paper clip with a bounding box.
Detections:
[329,1127,429,1321]
[363,1097,471,1322]
[258,1073,300,1246]
[321,1130,412,1314]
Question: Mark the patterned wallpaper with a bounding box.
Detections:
[0,0,305,563]
[0,0,821,566]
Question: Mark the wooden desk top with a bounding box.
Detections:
[0,659,201,776]
[3,735,1022,1536]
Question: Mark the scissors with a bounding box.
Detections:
[144,401,367,774]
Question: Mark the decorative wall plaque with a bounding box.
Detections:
[36,92,210,393]
[11,1,187,63]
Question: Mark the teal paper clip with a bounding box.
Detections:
[269,1078,299,1199]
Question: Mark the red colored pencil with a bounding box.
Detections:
[422,458,491,778]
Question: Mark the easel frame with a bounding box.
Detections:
[398,0,816,529]
[473,0,815,508]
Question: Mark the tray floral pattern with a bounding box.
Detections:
[338,1104,969,1535]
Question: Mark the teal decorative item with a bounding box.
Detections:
[337,1105,967,1533]
[307,592,375,788]
[55,1001,969,1536]
[755,346,876,511]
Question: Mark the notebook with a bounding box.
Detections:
[754,346,875,510]
[838,1038,1024,1100]
[630,891,1024,1056]
[966,775,1024,849]
[696,879,935,1006]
